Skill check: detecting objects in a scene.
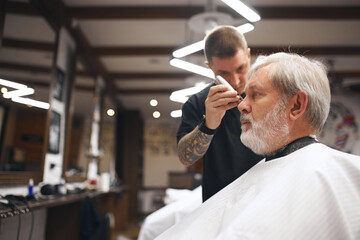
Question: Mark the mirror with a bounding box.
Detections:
[64,76,95,181]
[0,2,54,184]
[64,78,117,182]
[0,102,47,172]
[0,2,115,185]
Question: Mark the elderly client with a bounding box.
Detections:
[156,52,360,240]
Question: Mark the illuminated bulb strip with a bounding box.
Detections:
[172,23,254,58]
[236,23,255,34]
[0,78,27,89]
[0,78,50,110]
[12,96,50,110]
[171,110,182,118]
[173,40,205,58]
[169,94,189,104]
[3,87,35,99]
[170,83,208,103]
[221,0,261,22]
[170,59,213,79]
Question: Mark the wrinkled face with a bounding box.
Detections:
[208,48,250,94]
[238,66,290,155]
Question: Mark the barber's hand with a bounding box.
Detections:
[204,85,240,130]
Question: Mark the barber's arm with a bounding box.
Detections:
[177,124,214,166]
[204,85,239,129]
[177,85,239,166]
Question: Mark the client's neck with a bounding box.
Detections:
[264,136,317,161]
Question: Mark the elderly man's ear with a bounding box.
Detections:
[288,91,308,121]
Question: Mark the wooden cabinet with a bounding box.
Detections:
[0,188,129,240]
[41,189,129,240]
[116,110,143,223]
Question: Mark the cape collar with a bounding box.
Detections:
[265,136,318,162]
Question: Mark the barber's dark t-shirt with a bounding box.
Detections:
[177,84,262,201]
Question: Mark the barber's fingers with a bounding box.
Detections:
[206,90,240,108]
[208,87,238,103]
[204,100,237,129]
[210,96,240,108]
[208,85,237,97]
[223,102,239,111]
[205,86,239,128]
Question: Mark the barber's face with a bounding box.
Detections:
[237,66,289,155]
[207,48,250,94]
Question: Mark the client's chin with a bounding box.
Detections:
[240,131,269,156]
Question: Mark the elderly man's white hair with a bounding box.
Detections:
[247,52,331,134]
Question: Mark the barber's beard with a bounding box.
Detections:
[240,101,289,155]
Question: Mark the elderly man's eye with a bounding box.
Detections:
[252,92,260,98]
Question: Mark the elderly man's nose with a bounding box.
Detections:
[238,98,250,114]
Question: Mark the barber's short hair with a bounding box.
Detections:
[248,52,331,133]
[204,25,248,65]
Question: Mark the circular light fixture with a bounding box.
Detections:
[153,111,161,119]
[1,87,8,94]
[150,99,158,107]
[107,109,115,116]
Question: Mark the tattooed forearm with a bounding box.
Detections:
[178,126,214,166]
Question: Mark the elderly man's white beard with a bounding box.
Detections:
[240,101,290,155]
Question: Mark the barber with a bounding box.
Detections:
[176,26,262,202]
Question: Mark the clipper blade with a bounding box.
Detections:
[238,95,243,104]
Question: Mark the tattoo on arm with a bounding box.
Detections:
[178,126,214,166]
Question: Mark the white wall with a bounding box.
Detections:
[143,121,185,187]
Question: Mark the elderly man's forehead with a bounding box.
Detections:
[249,65,273,81]
[245,65,274,90]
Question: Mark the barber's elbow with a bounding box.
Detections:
[177,150,190,167]
[177,145,192,167]
[178,156,192,167]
